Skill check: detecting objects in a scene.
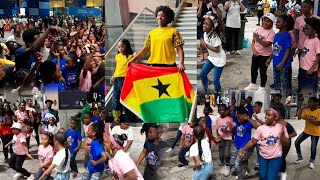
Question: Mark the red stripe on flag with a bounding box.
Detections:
[181,72,193,99]
[120,64,179,100]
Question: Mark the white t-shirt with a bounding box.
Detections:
[204,32,226,67]
[6,35,24,46]
[40,47,50,61]
[225,1,241,28]
[48,125,58,135]
[53,148,70,173]
[111,126,134,153]
[189,139,212,164]
[252,112,266,143]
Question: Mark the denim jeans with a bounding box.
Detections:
[70,152,78,172]
[35,168,50,180]
[54,172,70,180]
[171,130,182,149]
[112,77,136,122]
[200,59,224,93]
[295,132,319,163]
[178,147,190,165]
[218,140,232,165]
[192,162,213,180]
[285,106,291,119]
[273,67,289,91]
[298,68,318,96]
[230,146,245,180]
[258,155,282,180]
[81,170,102,180]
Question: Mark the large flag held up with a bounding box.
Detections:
[120,64,195,123]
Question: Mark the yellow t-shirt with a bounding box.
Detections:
[264,0,270,13]
[145,26,184,65]
[113,53,132,78]
[301,108,320,136]
[0,58,15,67]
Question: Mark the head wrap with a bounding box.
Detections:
[110,135,123,150]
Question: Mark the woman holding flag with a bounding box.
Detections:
[128,5,185,71]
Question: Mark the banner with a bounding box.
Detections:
[86,0,103,7]
[50,0,65,8]
[68,7,101,17]
[65,0,78,7]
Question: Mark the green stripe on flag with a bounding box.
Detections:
[140,96,192,123]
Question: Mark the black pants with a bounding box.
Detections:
[251,55,269,87]
[9,153,31,177]
[225,27,240,52]
[26,136,30,148]
[33,121,40,146]
[0,134,13,159]
[288,67,292,91]
[280,143,291,172]
[0,27,4,38]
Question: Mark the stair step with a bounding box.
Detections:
[183,7,197,10]
[175,22,197,26]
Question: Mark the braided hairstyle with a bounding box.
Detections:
[90,120,105,144]
[193,125,205,162]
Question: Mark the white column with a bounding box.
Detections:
[314,0,319,16]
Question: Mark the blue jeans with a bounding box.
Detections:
[230,146,245,180]
[70,152,78,172]
[81,170,103,180]
[171,130,182,149]
[258,155,282,180]
[35,168,50,180]
[298,68,318,96]
[200,60,224,93]
[192,163,213,180]
[54,172,70,180]
[178,147,190,165]
[295,132,319,163]
[273,67,289,91]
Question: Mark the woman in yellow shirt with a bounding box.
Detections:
[128,5,185,71]
[295,97,320,169]
[111,39,136,122]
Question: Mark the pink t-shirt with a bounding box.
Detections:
[294,15,319,49]
[79,70,92,92]
[38,144,54,164]
[253,123,289,159]
[109,150,144,180]
[83,122,93,145]
[216,116,235,141]
[13,132,27,155]
[253,27,275,56]
[300,37,320,71]
[182,125,194,147]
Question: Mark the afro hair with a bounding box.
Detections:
[155,5,175,24]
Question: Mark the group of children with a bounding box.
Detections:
[172,94,320,180]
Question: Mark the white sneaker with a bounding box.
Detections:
[220,165,225,174]
[27,174,35,180]
[256,86,265,93]
[309,162,315,169]
[226,51,231,56]
[244,83,259,91]
[224,165,230,177]
[166,148,173,153]
[13,173,22,179]
[185,151,190,157]
[235,50,241,55]
[281,172,287,180]
[294,158,304,164]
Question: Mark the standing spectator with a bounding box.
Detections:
[0,17,5,38]
[257,0,264,26]
[270,0,278,14]
[285,94,292,119]
[0,102,14,163]
[223,0,246,56]
[6,27,24,47]
[197,0,209,40]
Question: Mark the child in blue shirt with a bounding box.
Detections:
[266,14,294,92]
[91,107,102,123]
[82,121,107,180]
[66,119,82,178]
[230,107,259,180]
[62,52,78,90]
[245,96,254,118]
[203,106,213,133]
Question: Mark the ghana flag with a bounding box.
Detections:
[120,64,194,123]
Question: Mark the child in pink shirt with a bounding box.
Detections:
[216,104,235,170]
[5,122,34,180]
[35,132,54,180]
[245,13,275,91]
[298,17,320,96]
[239,108,290,180]
[82,112,93,169]
[178,122,196,167]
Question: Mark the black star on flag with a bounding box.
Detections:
[152,78,171,98]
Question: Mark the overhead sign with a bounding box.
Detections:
[68,7,101,17]
[65,0,78,7]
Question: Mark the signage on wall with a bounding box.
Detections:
[65,0,78,7]
[68,7,101,17]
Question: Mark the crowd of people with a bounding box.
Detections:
[0,14,105,96]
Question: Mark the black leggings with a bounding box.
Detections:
[9,153,31,177]
[225,27,240,52]
[33,121,40,146]
[251,55,269,87]
[280,143,291,172]
[0,134,13,159]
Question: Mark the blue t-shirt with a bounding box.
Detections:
[233,116,253,149]
[14,48,36,71]
[42,82,63,93]
[144,140,166,171]
[66,129,82,153]
[88,139,105,173]
[205,115,212,133]
[52,57,67,72]
[62,68,78,90]
[245,104,254,118]
[272,32,292,68]
[91,115,101,123]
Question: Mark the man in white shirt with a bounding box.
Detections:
[6,27,24,47]
[0,18,5,38]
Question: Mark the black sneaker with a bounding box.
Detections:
[255,164,259,171]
